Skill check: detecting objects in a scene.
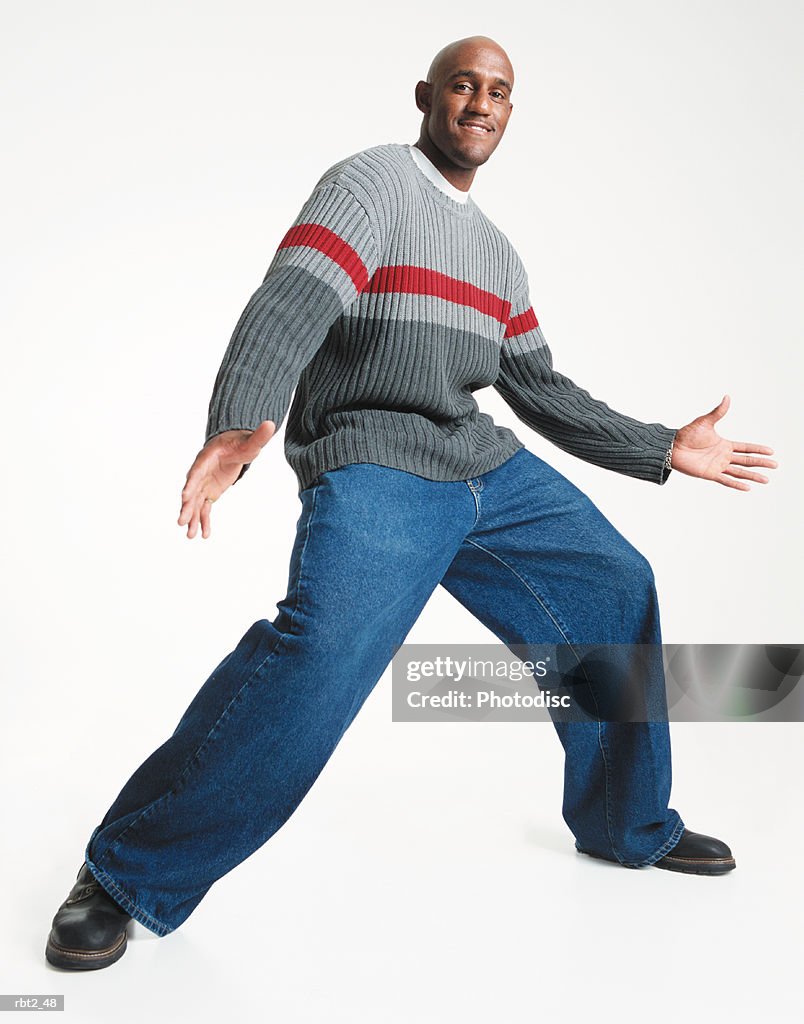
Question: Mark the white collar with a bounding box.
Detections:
[406,143,470,204]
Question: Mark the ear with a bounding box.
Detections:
[414,80,431,115]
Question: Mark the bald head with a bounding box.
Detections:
[413,35,515,186]
[426,35,515,92]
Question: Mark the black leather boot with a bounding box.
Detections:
[653,828,736,875]
[45,863,132,970]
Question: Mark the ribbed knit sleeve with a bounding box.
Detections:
[204,181,381,480]
[494,264,677,485]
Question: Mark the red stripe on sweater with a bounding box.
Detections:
[278,224,370,292]
[366,265,512,323]
[504,306,540,339]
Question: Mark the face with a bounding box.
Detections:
[417,42,514,169]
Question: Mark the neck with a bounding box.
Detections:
[413,132,476,192]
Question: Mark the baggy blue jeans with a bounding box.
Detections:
[84,447,685,936]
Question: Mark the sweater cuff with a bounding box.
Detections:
[612,423,677,485]
[658,429,678,485]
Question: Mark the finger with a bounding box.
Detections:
[715,473,750,491]
[723,466,769,484]
[178,486,198,526]
[730,443,775,457]
[179,480,205,525]
[253,419,276,442]
[234,421,276,461]
[186,499,202,539]
[199,497,213,539]
[180,473,203,517]
[730,453,778,468]
[704,394,730,424]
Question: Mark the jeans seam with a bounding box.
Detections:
[464,481,480,527]
[285,479,320,633]
[463,536,621,863]
[94,484,323,883]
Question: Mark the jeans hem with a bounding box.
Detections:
[632,814,686,867]
[574,814,686,868]
[84,829,173,937]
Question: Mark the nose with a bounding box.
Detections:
[466,88,494,116]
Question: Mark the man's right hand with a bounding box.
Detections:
[178,420,276,539]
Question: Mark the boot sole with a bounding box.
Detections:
[577,847,736,874]
[45,931,127,971]
[652,856,736,875]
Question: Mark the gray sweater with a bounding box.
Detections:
[205,142,676,493]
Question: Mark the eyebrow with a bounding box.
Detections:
[448,68,513,92]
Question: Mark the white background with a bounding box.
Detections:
[2,1,802,1021]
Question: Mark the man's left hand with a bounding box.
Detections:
[670,395,777,490]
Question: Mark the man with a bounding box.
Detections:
[46,35,776,971]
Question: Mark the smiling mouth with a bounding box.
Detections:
[458,121,493,135]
